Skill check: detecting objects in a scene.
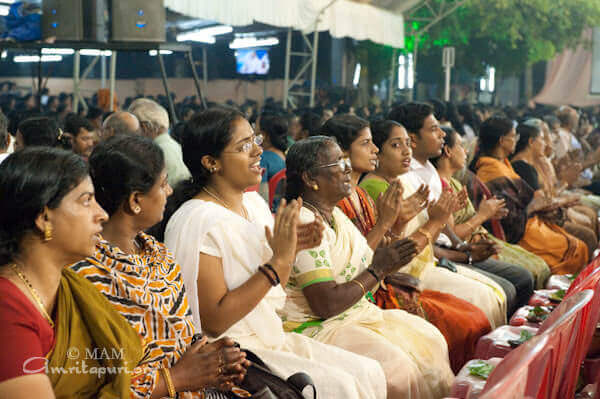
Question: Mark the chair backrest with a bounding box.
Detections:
[268,168,286,211]
[537,289,593,335]
[568,255,600,295]
[479,334,550,399]
[534,289,594,399]
[559,281,600,398]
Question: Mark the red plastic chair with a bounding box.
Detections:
[534,289,594,399]
[457,290,593,399]
[560,270,600,396]
[268,168,286,210]
[478,334,550,399]
[474,325,539,360]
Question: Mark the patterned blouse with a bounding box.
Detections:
[70,232,197,399]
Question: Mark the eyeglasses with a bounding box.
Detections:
[312,158,352,173]
[223,134,263,153]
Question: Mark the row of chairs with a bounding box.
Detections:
[445,256,600,399]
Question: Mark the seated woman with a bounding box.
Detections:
[361,121,508,328]
[164,108,388,399]
[281,135,455,398]
[511,122,598,258]
[471,116,588,275]
[0,147,143,398]
[322,115,491,373]
[432,125,551,289]
[71,135,248,398]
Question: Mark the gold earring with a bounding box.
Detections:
[313,184,319,191]
[43,222,53,242]
[134,206,141,214]
[211,167,217,173]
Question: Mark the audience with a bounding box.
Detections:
[2,83,600,398]
[0,148,143,398]
[73,135,248,398]
[163,108,387,398]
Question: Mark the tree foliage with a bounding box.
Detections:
[419,0,600,75]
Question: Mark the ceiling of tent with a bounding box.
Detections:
[164,0,419,48]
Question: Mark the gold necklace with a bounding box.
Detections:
[11,264,55,328]
[303,201,335,229]
[203,187,248,219]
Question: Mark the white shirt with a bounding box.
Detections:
[407,157,443,202]
[406,158,452,246]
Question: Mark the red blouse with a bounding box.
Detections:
[0,277,55,383]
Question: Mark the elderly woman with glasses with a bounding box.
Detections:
[280,135,455,399]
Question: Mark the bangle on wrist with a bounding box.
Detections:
[258,266,278,286]
[263,263,280,285]
[161,368,176,398]
[366,268,380,282]
[417,228,432,246]
[350,279,367,297]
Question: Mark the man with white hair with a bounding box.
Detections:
[128,98,190,187]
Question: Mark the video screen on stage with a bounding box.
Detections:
[235,49,270,75]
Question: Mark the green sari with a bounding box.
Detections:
[49,269,144,399]
[448,177,551,288]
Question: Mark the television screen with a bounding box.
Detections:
[235,49,270,75]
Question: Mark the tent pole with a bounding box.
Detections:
[109,51,117,111]
[283,28,292,110]
[186,49,207,110]
[73,50,80,113]
[309,31,319,107]
[157,51,178,124]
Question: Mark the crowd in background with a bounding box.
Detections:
[2,76,600,398]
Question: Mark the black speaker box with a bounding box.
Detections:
[110,0,165,42]
[42,0,84,41]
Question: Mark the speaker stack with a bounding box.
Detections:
[42,0,165,42]
[42,0,84,41]
[111,0,166,42]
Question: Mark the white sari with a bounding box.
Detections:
[281,206,455,399]
[165,192,386,399]
[399,173,507,327]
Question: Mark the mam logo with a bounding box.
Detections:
[85,348,125,360]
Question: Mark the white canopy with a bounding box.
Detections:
[164,0,411,48]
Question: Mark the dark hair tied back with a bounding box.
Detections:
[152,107,245,241]
[320,114,369,151]
[0,147,88,265]
[88,134,165,216]
[259,113,289,152]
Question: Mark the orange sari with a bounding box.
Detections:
[338,187,491,373]
[476,156,587,274]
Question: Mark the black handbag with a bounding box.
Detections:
[237,349,317,399]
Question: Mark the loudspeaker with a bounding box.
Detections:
[111,0,165,42]
[84,0,109,43]
[42,0,83,41]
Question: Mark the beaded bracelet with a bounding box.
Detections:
[263,263,281,285]
[258,266,277,286]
